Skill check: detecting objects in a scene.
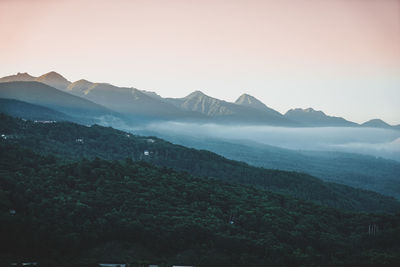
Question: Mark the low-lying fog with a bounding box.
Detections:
[132,121,400,161]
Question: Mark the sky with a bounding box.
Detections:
[0,0,399,124]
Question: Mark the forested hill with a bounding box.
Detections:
[1,144,400,266]
[1,113,399,214]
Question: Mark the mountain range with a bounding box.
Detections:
[285,108,358,126]
[0,71,398,128]
[165,91,294,125]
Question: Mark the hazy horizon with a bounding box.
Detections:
[1,0,399,124]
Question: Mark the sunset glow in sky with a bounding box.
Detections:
[1,0,399,124]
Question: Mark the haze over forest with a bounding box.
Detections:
[136,121,400,161]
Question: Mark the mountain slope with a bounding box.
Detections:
[35,71,71,90]
[66,78,93,93]
[167,91,294,125]
[362,119,392,128]
[235,93,282,116]
[0,81,114,120]
[68,82,201,120]
[0,98,74,122]
[0,71,71,91]
[1,113,399,214]
[1,73,205,121]
[285,108,358,126]
[140,89,165,100]
[167,91,235,116]
[0,72,35,82]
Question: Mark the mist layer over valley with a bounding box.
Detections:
[128,121,400,199]
[135,121,400,162]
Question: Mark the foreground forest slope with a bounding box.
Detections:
[1,144,399,266]
[1,113,399,214]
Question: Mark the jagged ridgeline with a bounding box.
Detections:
[2,72,400,129]
[1,113,399,214]
[1,144,400,266]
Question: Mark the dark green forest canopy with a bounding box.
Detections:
[1,144,400,266]
[1,113,399,214]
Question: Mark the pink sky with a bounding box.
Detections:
[1,0,399,124]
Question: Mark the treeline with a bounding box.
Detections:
[1,113,399,214]
[1,144,400,266]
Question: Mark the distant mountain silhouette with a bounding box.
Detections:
[0,81,113,120]
[140,90,165,100]
[235,93,281,115]
[35,71,71,90]
[0,71,71,91]
[1,71,397,127]
[66,79,93,94]
[285,108,357,127]
[361,119,392,128]
[0,72,35,82]
[68,81,200,120]
[166,90,235,116]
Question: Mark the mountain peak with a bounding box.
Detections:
[285,108,356,126]
[38,71,68,81]
[362,119,391,128]
[286,108,324,115]
[238,93,252,97]
[185,90,208,99]
[16,72,34,78]
[304,107,318,113]
[235,93,262,105]
[0,72,35,82]
[285,108,327,119]
[141,89,164,100]
[67,79,94,94]
[69,79,93,87]
[235,93,282,116]
[36,71,71,90]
